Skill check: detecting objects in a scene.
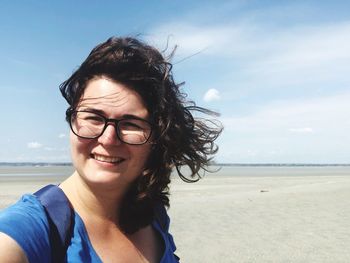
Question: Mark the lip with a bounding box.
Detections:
[91,153,126,164]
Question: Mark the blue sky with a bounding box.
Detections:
[0,0,349,164]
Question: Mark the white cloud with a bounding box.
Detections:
[149,17,350,60]
[217,91,350,163]
[44,146,69,152]
[44,147,55,151]
[148,19,350,93]
[222,91,350,133]
[289,128,314,134]
[144,6,350,163]
[58,133,66,139]
[247,22,350,85]
[27,142,43,149]
[147,22,250,58]
[203,88,221,102]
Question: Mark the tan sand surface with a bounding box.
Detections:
[1,167,350,262]
[168,174,350,262]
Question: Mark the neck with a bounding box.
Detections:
[60,171,128,225]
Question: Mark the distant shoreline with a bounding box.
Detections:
[0,162,73,167]
[214,163,350,167]
[1,162,349,167]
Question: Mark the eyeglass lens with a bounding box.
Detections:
[70,111,151,144]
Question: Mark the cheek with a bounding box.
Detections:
[70,132,91,160]
[135,145,153,167]
[70,132,80,153]
[70,133,80,165]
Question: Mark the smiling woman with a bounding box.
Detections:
[0,36,222,263]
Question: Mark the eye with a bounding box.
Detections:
[75,112,105,124]
[120,121,143,130]
[119,119,151,131]
[84,115,104,122]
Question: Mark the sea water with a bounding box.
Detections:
[0,164,349,178]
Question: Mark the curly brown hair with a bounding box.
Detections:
[59,36,222,233]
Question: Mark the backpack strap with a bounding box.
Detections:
[34,184,74,263]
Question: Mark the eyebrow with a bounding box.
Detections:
[77,107,150,122]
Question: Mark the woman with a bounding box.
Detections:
[0,36,222,262]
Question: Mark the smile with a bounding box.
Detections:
[92,154,125,164]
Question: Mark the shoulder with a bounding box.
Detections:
[0,194,49,233]
[0,194,51,263]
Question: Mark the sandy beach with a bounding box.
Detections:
[1,166,350,262]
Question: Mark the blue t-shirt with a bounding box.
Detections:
[0,194,179,263]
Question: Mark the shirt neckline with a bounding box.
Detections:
[74,212,167,262]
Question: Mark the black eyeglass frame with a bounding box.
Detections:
[67,110,154,145]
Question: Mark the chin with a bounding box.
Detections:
[87,170,123,184]
[82,167,140,190]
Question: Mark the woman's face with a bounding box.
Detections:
[70,76,152,190]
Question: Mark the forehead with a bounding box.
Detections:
[77,77,148,118]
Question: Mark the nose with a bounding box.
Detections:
[97,123,122,145]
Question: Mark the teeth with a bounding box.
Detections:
[93,154,124,163]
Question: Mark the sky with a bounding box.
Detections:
[0,0,349,164]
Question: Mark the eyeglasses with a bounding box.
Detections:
[69,110,153,145]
